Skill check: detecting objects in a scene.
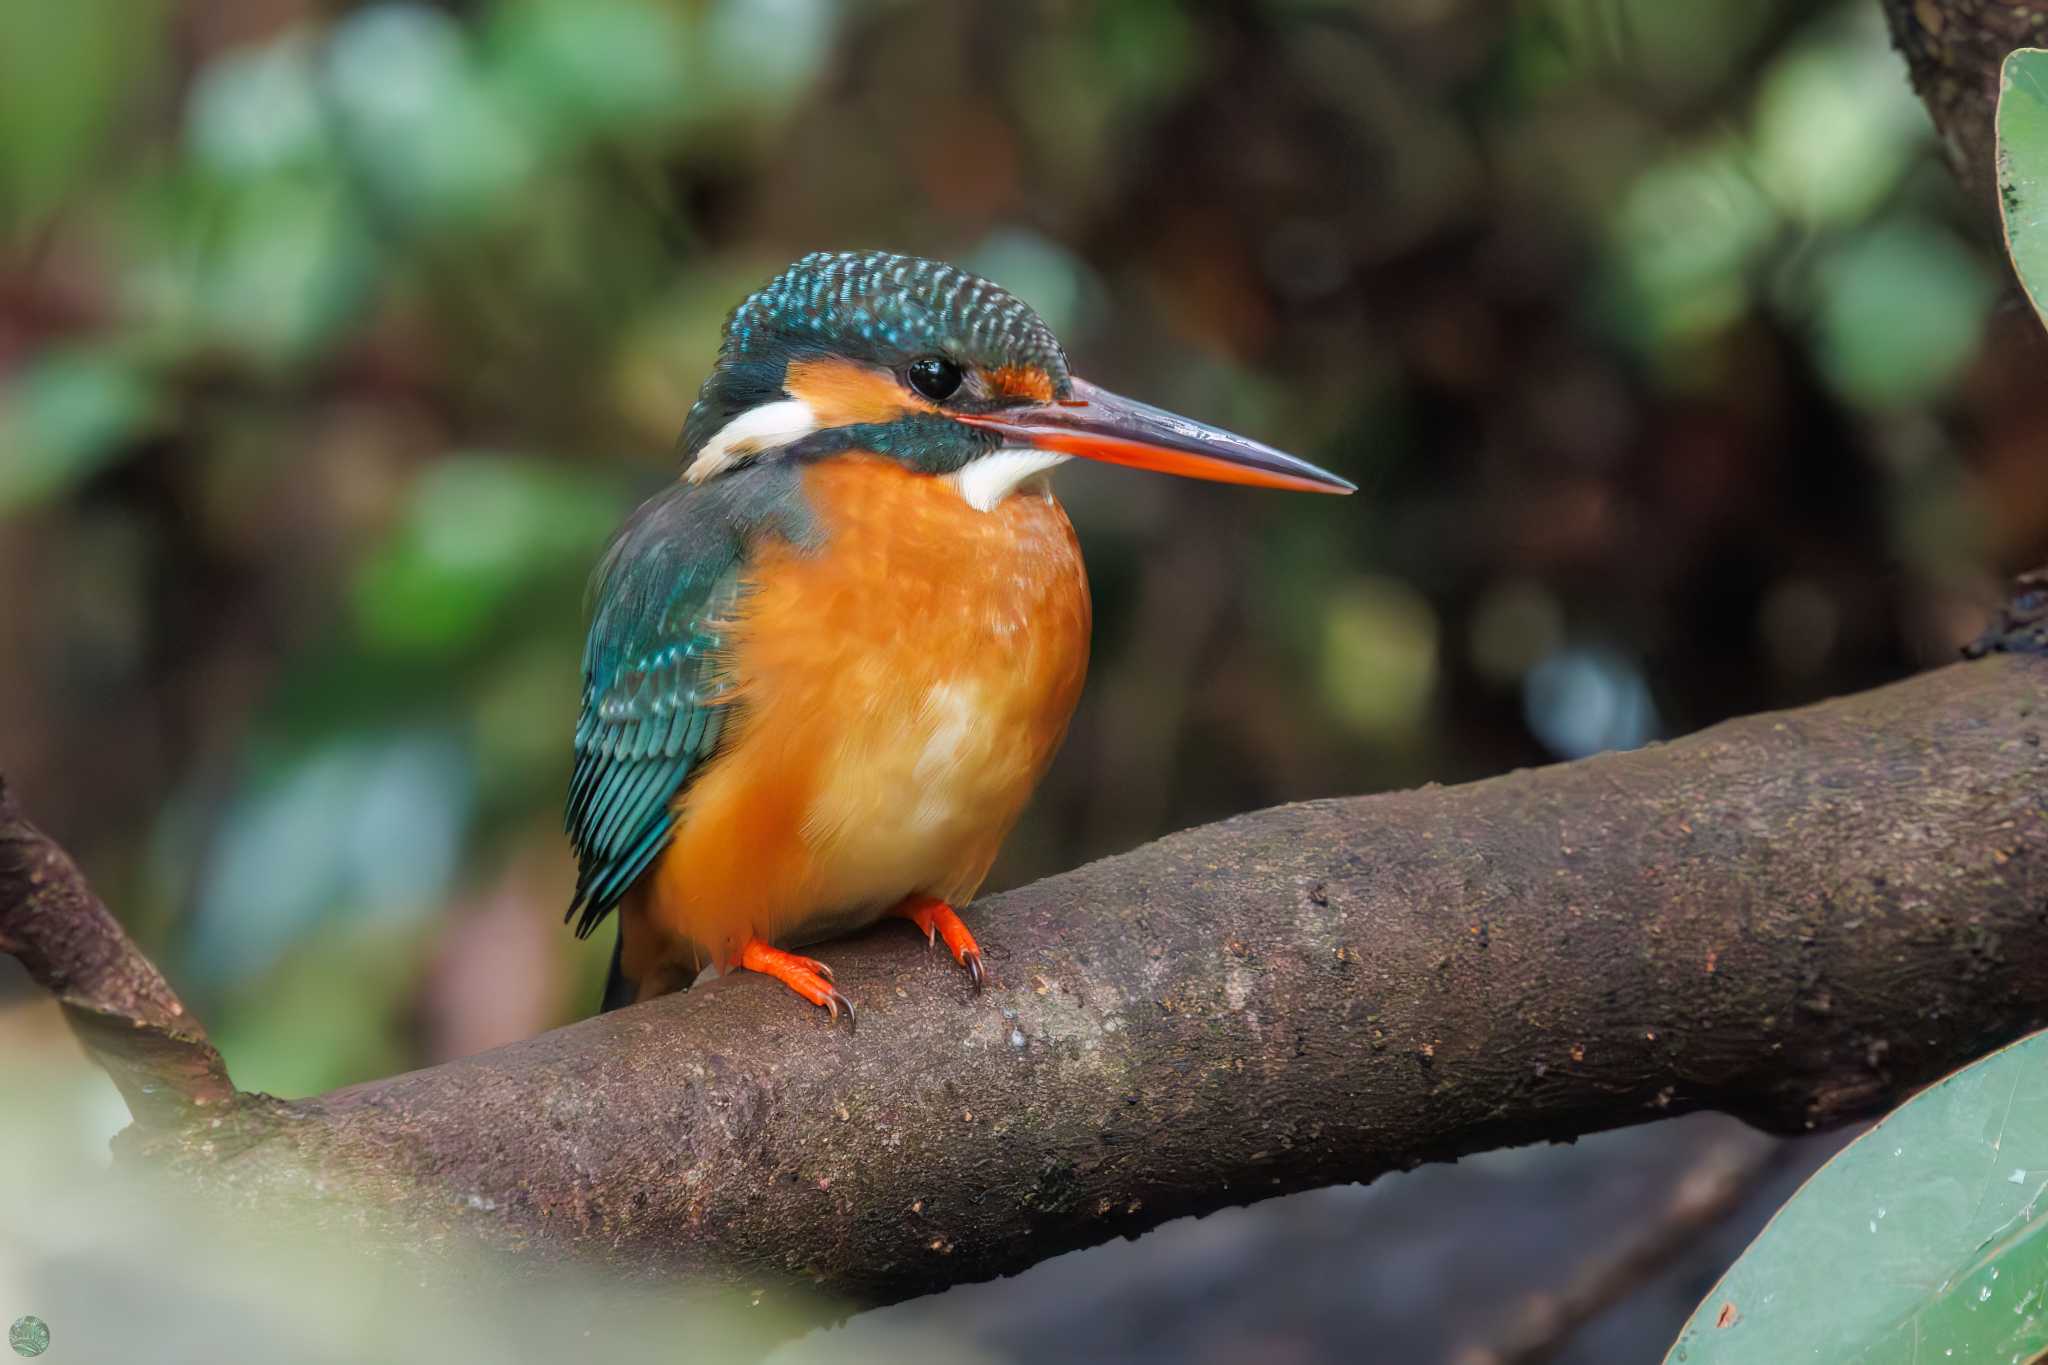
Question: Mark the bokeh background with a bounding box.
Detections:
[2,0,2044,1360]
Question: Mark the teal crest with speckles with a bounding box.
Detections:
[729,251,1067,379]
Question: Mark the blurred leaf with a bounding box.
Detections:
[0,349,158,511]
[471,638,583,807]
[1609,138,1775,350]
[1528,0,1781,107]
[701,0,837,112]
[324,4,535,226]
[189,732,473,987]
[1093,0,1201,109]
[1468,579,1565,686]
[1751,12,1927,229]
[208,921,424,1096]
[488,0,693,141]
[0,0,164,230]
[1997,48,2048,333]
[353,455,623,657]
[1667,1029,2048,1363]
[193,174,379,358]
[1810,221,1995,411]
[1319,576,1438,742]
[186,33,329,178]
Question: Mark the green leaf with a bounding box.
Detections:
[1667,1030,2048,1363]
[207,920,427,1097]
[0,349,158,511]
[351,455,623,658]
[1750,19,1928,230]
[323,6,534,226]
[1998,48,2048,333]
[700,0,836,112]
[185,33,329,178]
[0,0,164,232]
[1810,221,1995,412]
[488,0,694,141]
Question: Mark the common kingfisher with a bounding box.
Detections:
[566,251,1352,1021]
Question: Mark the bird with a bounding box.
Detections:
[565,250,1352,1021]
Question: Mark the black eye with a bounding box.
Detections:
[907,355,964,402]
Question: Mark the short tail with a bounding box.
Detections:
[599,928,636,1013]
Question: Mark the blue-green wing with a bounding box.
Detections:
[564,465,815,938]
[564,487,746,939]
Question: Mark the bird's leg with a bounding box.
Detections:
[892,895,985,990]
[736,938,855,1027]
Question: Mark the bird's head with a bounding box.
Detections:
[681,250,1353,509]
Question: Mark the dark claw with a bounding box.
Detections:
[962,950,985,993]
[827,988,857,1032]
[812,959,834,983]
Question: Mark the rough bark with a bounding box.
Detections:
[0,780,233,1126]
[5,632,2046,1310]
[1880,0,2047,223]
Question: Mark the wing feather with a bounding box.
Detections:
[564,463,814,940]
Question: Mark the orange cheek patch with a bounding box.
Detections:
[785,356,926,426]
[987,365,1056,402]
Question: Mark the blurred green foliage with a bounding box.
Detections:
[0,0,165,227]
[352,456,622,655]
[0,0,2040,1109]
[0,348,160,511]
[0,1023,856,1362]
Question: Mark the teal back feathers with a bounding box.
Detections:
[564,464,814,938]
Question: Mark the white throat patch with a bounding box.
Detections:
[685,398,819,483]
[951,446,1068,512]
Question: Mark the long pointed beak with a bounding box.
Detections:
[959,378,1355,495]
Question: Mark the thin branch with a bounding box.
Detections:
[0,779,233,1125]
[1451,1130,1791,1365]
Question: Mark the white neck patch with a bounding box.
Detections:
[688,406,1065,511]
[951,447,1068,512]
[685,398,819,483]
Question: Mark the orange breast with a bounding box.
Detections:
[644,455,1091,967]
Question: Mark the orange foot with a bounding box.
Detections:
[737,938,855,1028]
[893,895,985,991]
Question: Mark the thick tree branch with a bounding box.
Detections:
[4,635,2045,1310]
